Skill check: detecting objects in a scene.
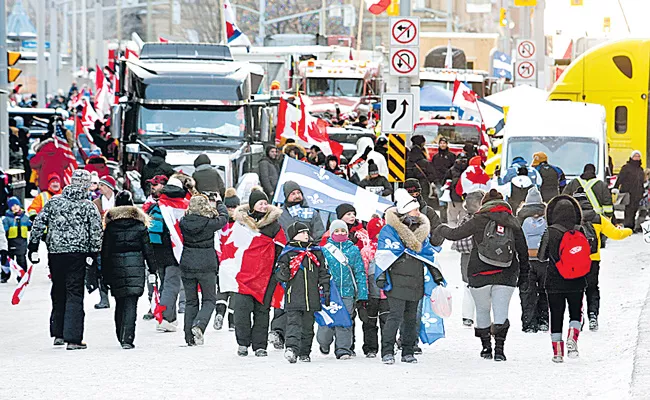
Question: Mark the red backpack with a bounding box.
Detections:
[554,227,592,279]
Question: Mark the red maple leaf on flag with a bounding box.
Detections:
[462,91,477,103]
[466,167,490,185]
[220,235,238,262]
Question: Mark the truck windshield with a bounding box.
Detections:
[306,78,364,97]
[507,136,599,176]
[414,123,480,145]
[138,104,245,137]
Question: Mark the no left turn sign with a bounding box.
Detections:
[390,17,420,46]
[517,61,536,79]
[390,48,419,76]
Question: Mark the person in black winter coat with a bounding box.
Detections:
[538,195,586,363]
[406,135,436,206]
[308,145,326,166]
[615,151,645,229]
[101,191,156,349]
[325,155,347,180]
[258,146,281,197]
[142,148,175,196]
[359,161,393,197]
[434,189,529,362]
[404,178,443,246]
[179,194,228,346]
[563,163,613,218]
[275,221,330,363]
[444,154,469,227]
[232,189,286,357]
[192,154,225,198]
[431,138,456,185]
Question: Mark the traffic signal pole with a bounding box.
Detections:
[398,0,411,94]
[0,0,9,169]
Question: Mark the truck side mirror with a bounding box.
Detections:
[125,143,140,154]
[260,107,271,143]
[110,104,122,140]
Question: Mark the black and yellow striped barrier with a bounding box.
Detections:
[387,133,406,183]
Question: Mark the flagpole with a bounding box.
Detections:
[356,0,364,53]
[219,0,228,44]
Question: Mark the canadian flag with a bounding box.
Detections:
[366,0,391,15]
[452,80,480,114]
[457,159,490,197]
[218,220,287,304]
[10,260,32,305]
[151,284,165,323]
[158,195,190,264]
[276,95,343,158]
[95,65,115,118]
[81,98,101,128]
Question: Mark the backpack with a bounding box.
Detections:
[538,164,560,192]
[477,220,515,268]
[581,221,599,254]
[553,226,592,279]
[522,215,547,250]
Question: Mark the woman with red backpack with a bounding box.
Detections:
[538,195,591,363]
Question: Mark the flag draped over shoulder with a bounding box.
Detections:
[219,220,287,304]
[374,223,445,344]
[270,246,320,309]
[158,195,189,264]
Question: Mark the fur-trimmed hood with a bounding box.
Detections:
[385,207,430,253]
[234,204,283,231]
[104,205,150,227]
[187,195,218,218]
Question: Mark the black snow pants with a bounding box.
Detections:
[586,261,600,317]
[358,298,389,355]
[114,296,139,345]
[521,260,549,330]
[182,272,217,344]
[49,253,86,344]
[234,293,269,350]
[285,310,316,357]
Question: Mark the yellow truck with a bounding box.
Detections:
[549,38,650,172]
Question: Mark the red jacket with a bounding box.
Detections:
[84,155,110,177]
[30,139,78,191]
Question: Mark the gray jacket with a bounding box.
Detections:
[29,184,103,254]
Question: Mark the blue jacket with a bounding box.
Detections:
[322,238,368,300]
[3,209,31,253]
[500,158,541,186]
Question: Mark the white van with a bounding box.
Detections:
[500,102,607,182]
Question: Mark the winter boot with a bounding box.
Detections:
[121,343,135,350]
[94,289,110,309]
[567,326,580,358]
[298,355,311,362]
[67,342,87,350]
[284,348,297,364]
[492,319,510,362]
[475,327,493,360]
[213,314,224,331]
[191,326,204,345]
[382,354,395,365]
[268,331,284,350]
[53,338,65,346]
[538,321,549,332]
[401,354,418,363]
[589,313,599,332]
[413,345,422,355]
[142,311,154,321]
[552,341,564,363]
[255,349,268,357]
[463,318,474,327]
[237,346,248,356]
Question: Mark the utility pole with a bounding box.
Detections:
[63,2,69,61]
[37,0,47,105]
[355,0,363,51]
[147,0,153,41]
[49,0,59,94]
[258,0,265,45]
[95,0,104,67]
[82,0,88,69]
[534,0,545,89]
[501,0,511,54]
[219,0,227,44]
[72,0,77,73]
[319,0,326,37]
[117,0,122,43]
[0,0,9,169]
[398,0,412,93]
[446,0,453,32]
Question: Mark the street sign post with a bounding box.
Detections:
[515,38,537,86]
[381,93,414,133]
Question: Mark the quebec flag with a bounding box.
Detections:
[315,280,352,328]
[273,157,393,222]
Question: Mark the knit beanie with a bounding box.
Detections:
[249,189,269,210]
[71,169,91,188]
[404,178,422,194]
[481,189,503,204]
[336,203,356,220]
[525,187,543,205]
[7,196,21,209]
[411,135,426,147]
[394,188,419,214]
[224,187,240,209]
[329,219,348,233]
[115,191,134,207]
[287,221,310,241]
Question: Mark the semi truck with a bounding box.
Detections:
[111,43,271,200]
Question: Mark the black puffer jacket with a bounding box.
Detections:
[616,158,645,202]
[101,206,156,298]
[538,195,587,293]
[431,148,456,185]
[359,175,393,197]
[434,200,529,288]
[179,199,228,274]
[406,146,435,200]
[258,154,280,197]
[275,241,330,312]
[383,208,443,302]
[141,154,175,195]
[192,154,225,198]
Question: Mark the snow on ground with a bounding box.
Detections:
[0,235,648,400]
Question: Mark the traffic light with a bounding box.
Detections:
[7,51,21,83]
[386,0,399,17]
[603,17,611,32]
[499,8,507,27]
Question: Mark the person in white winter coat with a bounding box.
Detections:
[349,137,388,184]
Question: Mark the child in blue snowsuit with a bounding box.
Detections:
[2,197,31,281]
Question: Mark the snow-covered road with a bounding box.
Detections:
[1,235,648,399]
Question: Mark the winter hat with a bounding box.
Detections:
[48,172,61,184]
[224,187,240,209]
[115,190,134,207]
[7,196,21,209]
[394,188,419,215]
[368,160,379,175]
[249,189,269,210]
[531,151,547,167]
[283,180,302,201]
[153,148,167,158]
[329,219,348,234]
[463,190,484,214]
[99,175,116,192]
[631,150,642,159]
[469,156,482,167]
[90,172,100,184]
[367,217,385,240]
[512,156,527,166]
[481,189,503,205]
[71,169,92,188]
[411,135,426,147]
[404,178,422,195]
[287,221,310,241]
[438,137,449,145]
[166,177,184,189]
[376,137,388,147]
[193,154,211,168]
[326,154,339,166]
[147,175,168,186]
[336,203,356,220]
[583,164,596,174]
[525,186,543,205]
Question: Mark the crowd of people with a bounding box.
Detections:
[6,129,644,365]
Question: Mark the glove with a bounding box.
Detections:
[323,289,330,307]
[431,267,445,285]
[29,214,36,222]
[148,274,157,284]
[356,300,368,309]
[362,146,372,159]
[0,250,7,265]
[86,253,97,267]
[28,250,40,264]
[85,264,99,294]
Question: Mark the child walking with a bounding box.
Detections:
[275,222,330,363]
[214,187,240,331]
[2,196,31,281]
[319,219,368,360]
